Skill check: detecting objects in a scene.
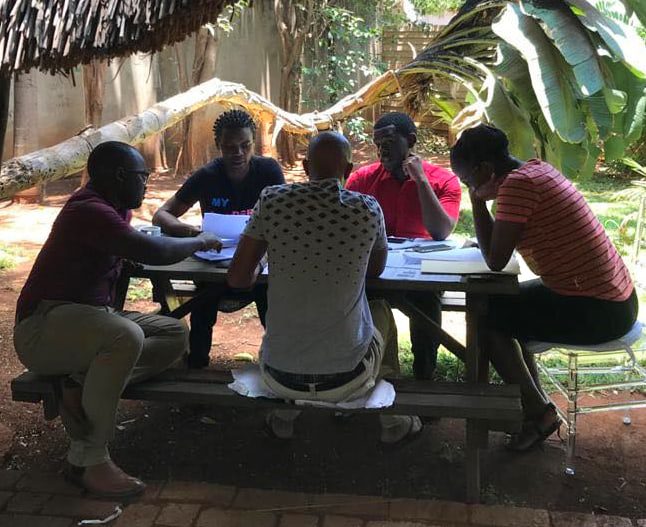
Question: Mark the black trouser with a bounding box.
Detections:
[188,283,268,368]
[396,291,442,380]
[370,290,442,380]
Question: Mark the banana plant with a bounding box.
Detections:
[395,0,646,178]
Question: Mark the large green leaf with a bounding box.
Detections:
[536,115,592,178]
[494,43,541,114]
[603,58,646,142]
[521,0,604,96]
[586,94,612,138]
[618,0,646,27]
[492,4,587,143]
[604,134,626,161]
[565,0,646,78]
[483,76,538,159]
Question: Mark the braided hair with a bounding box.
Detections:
[212,109,257,144]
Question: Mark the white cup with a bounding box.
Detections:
[138,225,161,236]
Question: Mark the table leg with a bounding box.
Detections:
[465,292,489,503]
[156,278,183,316]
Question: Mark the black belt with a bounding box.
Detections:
[265,360,366,392]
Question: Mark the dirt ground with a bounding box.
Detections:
[1,151,646,518]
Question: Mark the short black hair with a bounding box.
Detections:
[212,109,257,144]
[450,124,510,169]
[307,131,352,162]
[374,112,417,137]
[87,141,139,181]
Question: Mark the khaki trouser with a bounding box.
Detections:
[14,301,187,467]
[261,299,402,427]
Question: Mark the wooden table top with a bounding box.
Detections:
[135,256,519,296]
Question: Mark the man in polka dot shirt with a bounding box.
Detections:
[227,132,422,444]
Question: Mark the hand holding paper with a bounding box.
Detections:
[202,213,250,246]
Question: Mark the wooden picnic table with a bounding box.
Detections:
[123,255,520,502]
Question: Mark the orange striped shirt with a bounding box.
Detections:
[495,160,633,301]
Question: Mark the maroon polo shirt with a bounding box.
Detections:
[16,187,133,322]
[346,161,461,239]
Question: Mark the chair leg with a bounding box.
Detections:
[565,353,578,476]
[623,354,632,425]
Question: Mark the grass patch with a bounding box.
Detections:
[126,278,153,302]
[0,244,23,271]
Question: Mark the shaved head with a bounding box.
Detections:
[304,131,353,181]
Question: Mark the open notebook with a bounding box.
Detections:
[407,247,520,275]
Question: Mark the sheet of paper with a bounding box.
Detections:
[227,365,396,409]
[194,246,236,262]
[202,213,250,242]
[388,238,461,251]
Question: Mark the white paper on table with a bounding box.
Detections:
[227,365,396,409]
[388,238,460,251]
[406,247,520,275]
[194,246,237,262]
[202,213,250,243]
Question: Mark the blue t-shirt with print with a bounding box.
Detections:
[176,156,284,215]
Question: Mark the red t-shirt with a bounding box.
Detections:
[16,187,133,322]
[496,160,633,301]
[345,161,461,239]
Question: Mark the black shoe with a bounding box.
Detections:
[185,354,209,370]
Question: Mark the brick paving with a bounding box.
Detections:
[0,469,642,527]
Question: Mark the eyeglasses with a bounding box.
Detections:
[122,169,151,184]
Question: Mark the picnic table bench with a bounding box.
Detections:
[10,256,522,503]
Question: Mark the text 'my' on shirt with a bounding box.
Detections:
[495,159,633,301]
[16,187,133,322]
[243,179,388,375]
[345,160,461,239]
[175,156,285,215]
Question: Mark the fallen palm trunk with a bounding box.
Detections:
[0,71,398,200]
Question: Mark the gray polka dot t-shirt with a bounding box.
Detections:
[243,178,388,374]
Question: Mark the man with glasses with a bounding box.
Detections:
[345,112,462,379]
[153,109,285,369]
[14,141,222,499]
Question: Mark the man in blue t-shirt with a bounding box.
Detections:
[153,109,285,368]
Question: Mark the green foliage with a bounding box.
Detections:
[205,0,248,35]
[126,278,153,302]
[409,0,464,16]
[0,244,24,271]
[400,0,646,180]
[0,247,15,271]
[345,116,371,142]
[302,4,386,109]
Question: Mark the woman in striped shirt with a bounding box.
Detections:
[450,124,638,451]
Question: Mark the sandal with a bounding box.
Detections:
[380,416,423,447]
[263,412,295,440]
[506,402,561,452]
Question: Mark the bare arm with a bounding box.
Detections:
[470,190,524,271]
[366,246,388,278]
[403,156,456,240]
[227,234,268,289]
[105,229,221,266]
[152,195,202,237]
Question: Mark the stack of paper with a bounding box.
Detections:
[407,247,520,275]
[202,213,250,243]
[195,213,250,262]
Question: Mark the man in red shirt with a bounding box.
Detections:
[14,142,222,498]
[346,112,461,379]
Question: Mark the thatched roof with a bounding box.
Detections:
[0,0,236,76]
